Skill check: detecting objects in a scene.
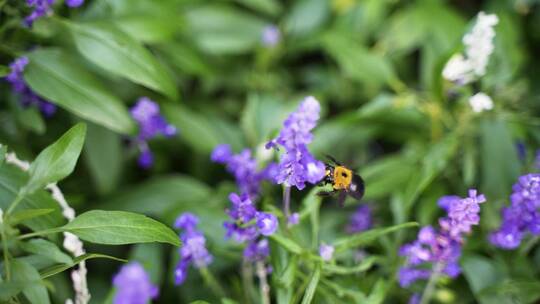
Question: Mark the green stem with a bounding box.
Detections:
[1,227,11,281]
[520,235,540,256]
[283,186,291,221]
[419,262,443,304]
[17,227,62,240]
[256,261,270,304]
[6,194,23,216]
[199,266,226,298]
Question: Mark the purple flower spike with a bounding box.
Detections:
[319,244,334,261]
[24,0,55,26]
[261,25,281,47]
[66,0,84,7]
[244,239,270,262]
[130,97,177,169]
[490,174,540,249]
[399,190,486,288]
[174,213,212,285]
[5,56,57,117]
[256,212,278,236]
[113,262,159,304]
[346,204,372,233]
[267,96,326,190]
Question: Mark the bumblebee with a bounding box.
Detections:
[317,155,365,207]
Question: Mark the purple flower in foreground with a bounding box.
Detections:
[399,189,486,288]
[319,244,334,261]
[346,204,372,233]
[261,25,280,47]
[66,0,84,7]
[5,56,57,116]
[24,0,55,26]
[130,97,177,168]
[256,212,278,236]
[113,262,158,304]
[266,96,326,190]
[212,144,276,199]
[174,213,212,285]
[490,174,540,249]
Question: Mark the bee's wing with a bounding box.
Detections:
[337,191,347,207]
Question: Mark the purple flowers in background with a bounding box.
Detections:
[399,189,486,288]
[113,262,159,304]
[266,96,326,190]
[535,150,540,170]
[490,174,540,249]
[319,244,334,261]
[224,193,277,261]
[5,56,56,116]
[261,25,281,47]
[174,213,213,285]
[346,204,372,233]
[130,97,177,168]
[212,144,276,199]
[65,0,84,7]
[24,0,54,26]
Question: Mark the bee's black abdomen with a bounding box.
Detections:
[350,174,365,200]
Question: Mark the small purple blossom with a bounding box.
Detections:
[490,174,540,249]
[65,0,84,7]
[256,212,278,236]
[409,293,421,304]
[174,213,212,285]
[5,56,57,117]
[287,212,300,226]
[212,144,276,199]
[266,96,326,190]
[244,239,270,262]
[399,190,486,288]
[130,97,177,168]
[346,204,372,233]
[319,244,334,261]
[24,0,55,26]
[113,262,159,304]
[261,25,281,47]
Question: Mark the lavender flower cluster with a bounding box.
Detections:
[5,56,56,116]
[490,174,540,249]
[174,213,213,285]
[266,96,326,190]
[224,193,277,262]
[113,262,159,304]
[211,144,277,199]
[130,97,177,168]
[24,0,84,26]
[399,190,486,287]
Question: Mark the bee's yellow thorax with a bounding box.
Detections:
[333,166,352,190]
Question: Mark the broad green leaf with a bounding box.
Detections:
[20,239,73,265]
[0,165,64,231]
[99,175,211,215]
[270,234,303,255]
[22,123,86,195]
[234,0,282,16]
[0,145,6,165]
[83,122,122,195]
[361,154,417,200]
[157,42,213,77]
[129,243,164,284]
[284,0,329,37]
[277,255,297,288]
[478,281,540,304]
[24,48,135,134]
[333,222,418,252]
[14,107,45,135]
[0,281,34,301]
[301,264,321,304]
[12,260,50,304]
[64,21,178,100]
[241,94,292,146]
[185,4,267,54]
[462,255,509,304]
[365,279,387,304]
[322,256,378,275]
[114,14,181,44]
[62,210,180,246]
[40,253,127,279]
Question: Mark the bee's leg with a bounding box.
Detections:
[337,191,347,208]
[317,190,335,197]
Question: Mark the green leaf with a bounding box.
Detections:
[333,222,418,252]
[0,166,64,231]
[284,0,329,37]
[241,94,293,145]
[20,239,73,265]
[64,21,178,100]
[478,281,540,304]
[185,4,267,55]
[270,234,303,255]
[322,256,378,275]
[83,122,123,195]
[12,260,50,304]
[301,263,321,304]
[22,123,86,195]
[0,281,34,301]
[62,210,180,246]
[0,65,9,77]
[114,14,181,44]
[0,145,6,165]
[40,253,127,279]
[14,107,45,135]
[24,48,136,134]
[365,279,388,304]
[462,255,508,304]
